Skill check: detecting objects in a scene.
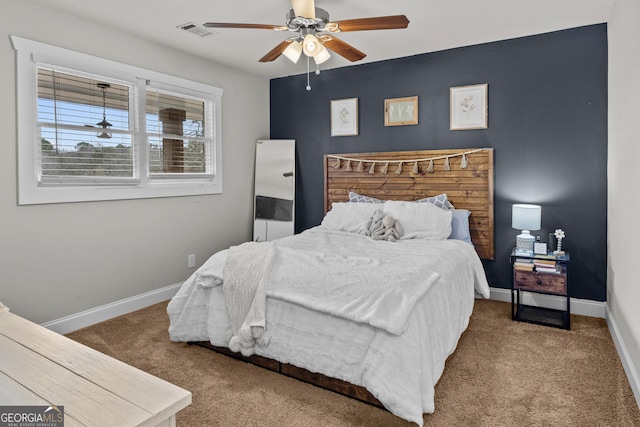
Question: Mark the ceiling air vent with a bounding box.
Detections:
[177,22,216,37]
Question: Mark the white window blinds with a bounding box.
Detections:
[146,85,214,177]
[37,66,136,183]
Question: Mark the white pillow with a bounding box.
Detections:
[383,200,452,240]
[321,202,380,235]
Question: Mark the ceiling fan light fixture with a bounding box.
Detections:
[313,44,330,64]
[283,40,303,63]
[302,34,321,57]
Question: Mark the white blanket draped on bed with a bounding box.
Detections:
[268,245,442,336]
[223,241,274,356]
[175,229,457,336]
[168,227,490,426]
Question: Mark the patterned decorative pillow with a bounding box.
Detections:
[348,191,454,209]
[348,191,383,203]
[415,194,455,210]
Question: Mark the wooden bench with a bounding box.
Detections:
[0,306,191,426]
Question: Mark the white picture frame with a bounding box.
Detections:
[331,98,359,137]
[450,83,488,130]
[534,242,548,255]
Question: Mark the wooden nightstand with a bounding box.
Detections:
[510,249,570,330]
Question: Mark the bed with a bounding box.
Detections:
[168,148,494,426]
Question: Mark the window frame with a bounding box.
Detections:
[12,36,223,205]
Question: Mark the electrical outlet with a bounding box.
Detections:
[188,254,196,268]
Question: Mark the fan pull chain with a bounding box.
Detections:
[306,56,311,91]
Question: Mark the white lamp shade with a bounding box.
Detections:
[302,34,322,57]
[283,41,302,63]
[313,44,331,64]
[512,204,541,231]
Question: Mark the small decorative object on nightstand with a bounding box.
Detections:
[554,228,566,255]
[512,204,541,255]
[510,248,570,330]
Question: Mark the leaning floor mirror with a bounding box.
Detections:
[253,139,295,241]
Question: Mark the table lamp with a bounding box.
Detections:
[512,204,541,253]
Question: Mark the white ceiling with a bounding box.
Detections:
[33,0,614,79]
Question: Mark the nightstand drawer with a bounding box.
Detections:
[514,270,566,295]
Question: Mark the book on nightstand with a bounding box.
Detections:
[535,265,559,274]
[514,261,535,271]
[533,259,558,273]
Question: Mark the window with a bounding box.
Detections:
[12,36,223,205]
[146,84,214,178]
[37,67,135,183]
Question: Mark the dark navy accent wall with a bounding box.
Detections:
[270,24,607,301]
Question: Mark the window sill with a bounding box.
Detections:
[20,180,222,205]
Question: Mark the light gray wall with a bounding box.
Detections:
[0,0,269,323]
[608,0,640,387]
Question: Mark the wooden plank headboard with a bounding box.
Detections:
[323,148,494,260]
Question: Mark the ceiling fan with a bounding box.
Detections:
[203,0,409,66]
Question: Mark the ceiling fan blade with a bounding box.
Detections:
[323,37,366,62]
[203,22,282,30]
[330,15,410,32]
[259,40,292,62]
[291,0,315,18]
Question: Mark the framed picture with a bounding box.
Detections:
[534,242,548,255]
[331,98,359,136]
[384,96,418,126]
[450,84,488,130]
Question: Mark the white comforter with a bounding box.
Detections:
[168,227,490,426]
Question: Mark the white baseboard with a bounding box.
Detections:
[606,306,640,409]
[41,283,183,335]
[486,286,606,318]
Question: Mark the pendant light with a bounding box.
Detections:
[96,82,112,139]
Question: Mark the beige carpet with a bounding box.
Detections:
[66,299,640,426]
